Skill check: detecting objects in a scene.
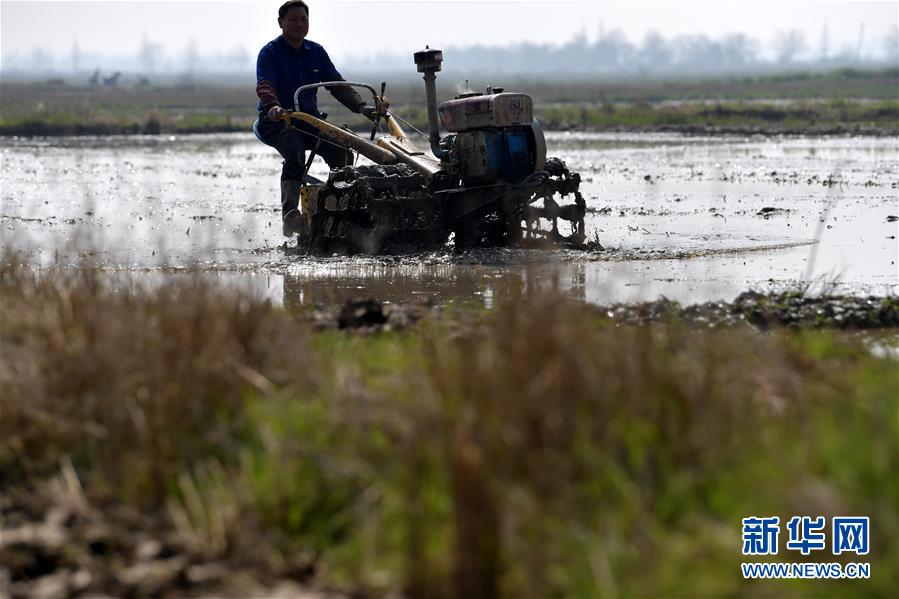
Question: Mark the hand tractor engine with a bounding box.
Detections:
[278,47,586,254]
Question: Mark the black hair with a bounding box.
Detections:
[278,0,309,19]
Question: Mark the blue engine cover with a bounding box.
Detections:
[484,129,531,182]
[455,127,534,184]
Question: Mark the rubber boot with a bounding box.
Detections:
[281,179,307,238]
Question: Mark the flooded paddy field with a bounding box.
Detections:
[2,131,897,309]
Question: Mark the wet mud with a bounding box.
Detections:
[598,291,899,329]
[2,132,897,308]
[301,292,899,333]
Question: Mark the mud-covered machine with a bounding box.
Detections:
[281,48,586,254]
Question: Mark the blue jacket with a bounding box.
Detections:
[256,36,347,114]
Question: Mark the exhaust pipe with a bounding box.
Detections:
[413,47,449,160]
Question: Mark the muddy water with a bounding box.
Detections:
[2,132,897,308]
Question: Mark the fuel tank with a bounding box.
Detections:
[438,93,534,132]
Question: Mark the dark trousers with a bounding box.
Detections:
[256,115,352,181]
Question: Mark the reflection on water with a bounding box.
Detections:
[278,259,589,312]
[3,132,897,307]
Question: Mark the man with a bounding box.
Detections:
[256,0,376,237]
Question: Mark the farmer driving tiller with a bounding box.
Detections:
[255,0,587,254]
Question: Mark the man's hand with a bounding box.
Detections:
[267,105,286,121]
[360,105,378,122]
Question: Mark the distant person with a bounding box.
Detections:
[255,0,376,237]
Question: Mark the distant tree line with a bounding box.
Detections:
[2,27,897,81]
[353,27,899,76]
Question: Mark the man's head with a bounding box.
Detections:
[278,1,309,46]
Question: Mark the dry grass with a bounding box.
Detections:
[0,259,311,503]
[1,260,896,597]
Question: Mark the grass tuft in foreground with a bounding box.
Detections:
[1,262,896,597]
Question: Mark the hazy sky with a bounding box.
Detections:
[2,0,897,64]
